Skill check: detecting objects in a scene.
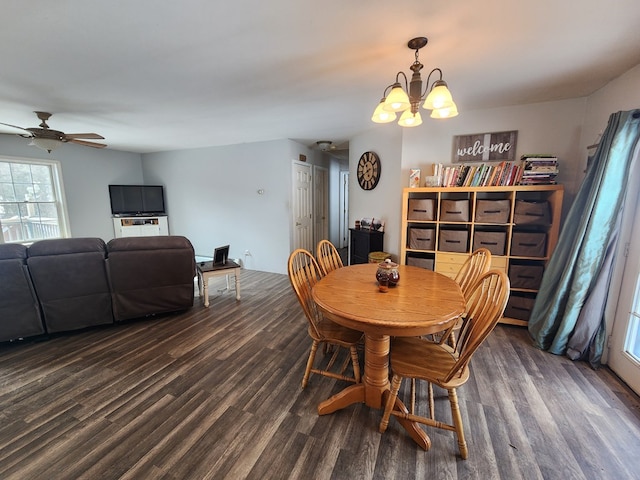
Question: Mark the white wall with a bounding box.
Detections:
[0,133,144,241]
[582,63,640,151]
[349,126,403,261]
[402,98,587,199]
[142,138,324,274]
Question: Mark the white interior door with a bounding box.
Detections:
[609,188,640,395]
[292,162,313,252]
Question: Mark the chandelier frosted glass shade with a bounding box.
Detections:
[423,81,455,110]
[430,101,459,119]
[371,99,397,123]
[398,110,423,127]
[382,84,411,112]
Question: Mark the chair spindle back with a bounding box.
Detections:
[454,248,492,299]
[288,249,324,337]
[316,239,344,276]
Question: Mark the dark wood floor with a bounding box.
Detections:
[1,270,639,479]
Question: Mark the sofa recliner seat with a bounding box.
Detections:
[0,244,46,342]
[106,236,195,321]
[27,237,114,334]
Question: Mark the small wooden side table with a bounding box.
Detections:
[196,260,241,307]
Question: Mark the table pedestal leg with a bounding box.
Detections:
[318,384,365,414]
[317,332,431,451]
[318,333,389,412]
[362,333,391,408]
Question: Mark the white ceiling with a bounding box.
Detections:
[1,0,639,154]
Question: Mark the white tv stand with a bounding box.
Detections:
[112,215,169,238]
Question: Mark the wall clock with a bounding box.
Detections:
[357,151,381,190]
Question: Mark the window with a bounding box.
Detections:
[627,273,640,361]
[0,157,69,244]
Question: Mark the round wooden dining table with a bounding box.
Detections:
[312,263,465,450]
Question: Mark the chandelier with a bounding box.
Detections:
[371,37,458,127]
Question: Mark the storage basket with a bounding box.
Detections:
[513,200,551,225]
[504,295,536,321]
[407,199,435,221]
[368,251,391,264]
[509,264,544,290]
[475,199,510,223]
[406,257,434,270]
[408,228,435,250]
[438,229,469,253]
[473,231,506,256]
[510,232,547,257]
[440,199,470,222]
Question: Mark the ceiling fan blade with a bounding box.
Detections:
[0,122,31,134]
[68,138,107,149]
[65,133,105,140]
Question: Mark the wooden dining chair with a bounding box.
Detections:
[454,247,492,299]
[379,270,510,459]
[287,249,363,388]
[315,239,344,276]
[440,247,492,347]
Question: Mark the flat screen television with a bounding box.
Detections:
[109,184,166,216]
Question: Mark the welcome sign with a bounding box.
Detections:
[453,130,518,163]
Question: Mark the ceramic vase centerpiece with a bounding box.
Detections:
[376,259,400,291]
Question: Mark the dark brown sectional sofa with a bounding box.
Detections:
[0,235,196,343]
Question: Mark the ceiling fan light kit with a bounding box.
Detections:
[371,36,458,127]
[316,140,333,151]
[30,137,62,153]
[0,111,106,153]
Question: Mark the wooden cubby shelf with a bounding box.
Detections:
[400,184,564,326]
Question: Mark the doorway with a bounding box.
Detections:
[291,162,313,252]
[292,157,347,255]
[313,165,329,249]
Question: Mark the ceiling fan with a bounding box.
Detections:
[315,140,349,156]
[0,111,106,153]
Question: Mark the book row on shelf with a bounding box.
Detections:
[428,155,558,187]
